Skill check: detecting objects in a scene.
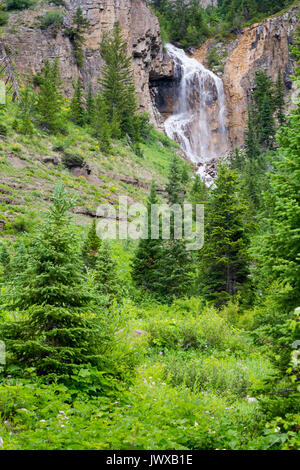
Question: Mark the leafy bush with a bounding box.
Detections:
[0,10,8,25]
[0,122,8,137]
[4,0,35,11]
[40,10,63,33]
[61,151,84,169]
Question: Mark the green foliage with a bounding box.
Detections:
[131,181,163,292]
[253,79,300,307]
[82,219,101,269]
[66,8,90,68]
[40,10,63,35]
[152,0,211,48]
[99,21,140,142]
[0,184,112,383]
[85,82,94,125]
[94,241,121,301]
[61,151,84,169]
[14,86,35,135]
[199,163,250,302]
[70,77,85,126]
[0,9,8,25]
[207,47,221,68]
[152,0,293,47]
[91,93,112,153]
[4,0,34,11]
[35,59,64,134]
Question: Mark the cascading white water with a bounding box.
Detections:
[164,44,228,178]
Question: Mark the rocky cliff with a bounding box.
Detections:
[2,0,173,123]
[194,5,299,148]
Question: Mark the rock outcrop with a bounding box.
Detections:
[194,5,299,148]
[2,0,173,123]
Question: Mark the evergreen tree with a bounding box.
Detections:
[255,90,300,307]
[154,155,193,300]
[244,107,260,161]
[230,147,245,171]
[94,241,120,301]
[15,86,35,135]
[0,242,10,277]
[70,76,85,126]
[66,7,90,68]
[190,174,207,205]
[86,82,95,124]
[259,93,275,148]
[275,67,286,126]
[253,70,275,114]
[36,58,63,134]
[82,219,101,269]
[165,154,185,206]
[92,93,112,153]
[0,184,106,380]
[99,21,139,141]
[199,163,249,303]
[131,181,163,291]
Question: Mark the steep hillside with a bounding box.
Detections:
[2,0,173,124]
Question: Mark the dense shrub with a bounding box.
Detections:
[40,10,63,33]
[5,0,34,11]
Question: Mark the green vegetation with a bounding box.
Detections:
[40,10,63,35]
[4,0,35,11]
[65,7,90,68]
[150,0,294,48]
[0,20,299,452]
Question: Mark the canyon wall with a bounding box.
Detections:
[195,5,299,148]
[2,0,173,123]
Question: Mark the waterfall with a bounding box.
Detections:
[164,44,228,178]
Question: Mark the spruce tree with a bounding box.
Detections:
[199,163,249,303]
[82,219,101,269]
[99,21,139,141]
[36,58,63,134]
[66,7,90,68]
[255,90,300,307]
[154,155,193,300]
[0,184,106,381]
[0,242,10,277]
[275,67,286,126]
[165,154,185,205]
[131,181,163,291]
[86,82,95,124]
[92,93,112,153]
[70,77,85,126]
[259,93,275,148]
[190,174,207,205]
[94,241,120,301]
[244,107,260,161]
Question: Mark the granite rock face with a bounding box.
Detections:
[2,0,173,123]
[193,5,299,148]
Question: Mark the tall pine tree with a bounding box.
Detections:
[199,163,249,303]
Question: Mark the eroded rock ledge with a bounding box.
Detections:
[2,0,173,124]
